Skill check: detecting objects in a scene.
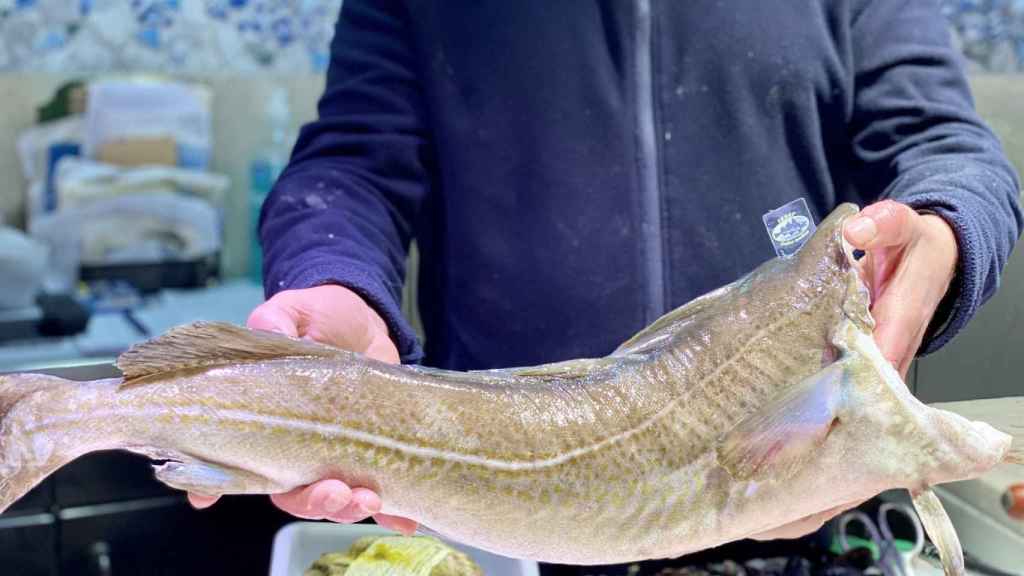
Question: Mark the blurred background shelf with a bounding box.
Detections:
[0,279,264,373]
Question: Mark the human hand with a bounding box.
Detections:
[748,499,866,541]
[187,284,418,535]
[843,200,958,379]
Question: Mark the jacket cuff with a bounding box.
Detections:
[900,195,980,356]
[271,261,424,364]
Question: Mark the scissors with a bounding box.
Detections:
[837,502,925,576]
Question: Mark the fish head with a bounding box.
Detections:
[915,400,1012,485]
[739,200,1010,500]
[829,324,1012,492]
[793,202,874,330]
[733,202,872,338]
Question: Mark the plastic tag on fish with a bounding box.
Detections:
[762,198,816,259]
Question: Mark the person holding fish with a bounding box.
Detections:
[0,3,1020,571]
[196,0,1021,563]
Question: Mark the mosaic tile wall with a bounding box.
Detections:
[943,0,1024,72]
[0,0,340,72]
[0,1,1021,74]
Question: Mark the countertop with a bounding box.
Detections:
[0,279,265,373]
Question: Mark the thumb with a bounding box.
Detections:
[247,298,300,337]
[364,332,401,364]
[843,200,917,250]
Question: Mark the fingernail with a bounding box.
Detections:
[846,217,877,245]
[263,322,289,335]
[322,492,346,514]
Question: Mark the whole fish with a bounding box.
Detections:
[0,204,1020,574]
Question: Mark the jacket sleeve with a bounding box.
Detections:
[259,0,429,363]
[848,0,1023,355]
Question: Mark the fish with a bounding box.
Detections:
[0,203,1020,573]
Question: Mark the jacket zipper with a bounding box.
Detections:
[635,0,666,323]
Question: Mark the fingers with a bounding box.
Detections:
[271,479,354,520]
[188,493,220,509]
[846,204,958,380]
[267,478,417,532]
[364,333,401,364]
[304,287,382,353]
[249,286,397,361]
[748,514,824,541]
[749,499,867,541]
[323,487,383,524]
[843,200,917,250]
[868,281,928,377]
[269,480,390,524]
[247,297,300,337]
[374,513,419,536]
[869,217,957,379]
[874,304,927,379]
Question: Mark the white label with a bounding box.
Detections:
[762,198,816,258]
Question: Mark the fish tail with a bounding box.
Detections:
[0,373,96,514]
[929,397,1024,465]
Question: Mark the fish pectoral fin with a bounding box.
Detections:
[153,460,288,497]
[717,362,846,481]
[911,488,965,576]
[117,321,354,386]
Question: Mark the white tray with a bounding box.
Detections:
[269,522,542,576]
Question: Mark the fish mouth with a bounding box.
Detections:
[836,213,875,334]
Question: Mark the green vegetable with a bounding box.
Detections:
[304,535,483,576]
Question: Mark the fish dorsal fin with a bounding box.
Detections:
[116,321,350,386]
[500,357,622,381]
[401,357,627,390]
[614,280,741,356]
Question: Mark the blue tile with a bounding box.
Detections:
[137,27,161,48]
[309,49,329,73]
[271,17,293,45]
[38,31,66,50]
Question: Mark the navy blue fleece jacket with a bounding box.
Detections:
[259,0,1022,369]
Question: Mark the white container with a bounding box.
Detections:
[269,522,542,576]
